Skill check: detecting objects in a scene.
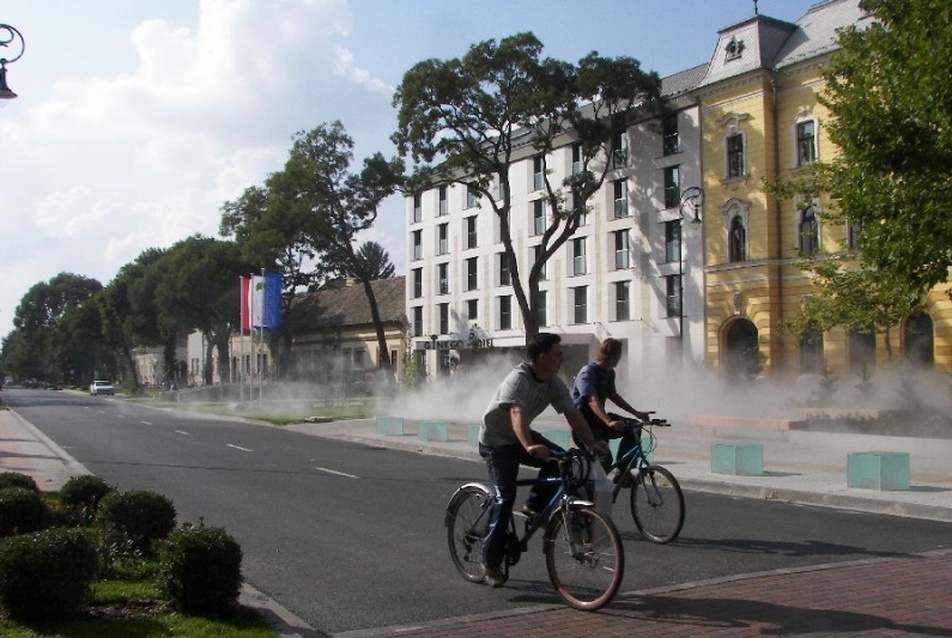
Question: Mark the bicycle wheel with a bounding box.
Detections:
[629,464,685,544]
[543,506,624,611]
[445,485,492,582]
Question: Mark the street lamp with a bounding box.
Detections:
[0,23,26,100]
[678,186,704,343]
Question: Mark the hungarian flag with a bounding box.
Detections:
[240,272,283,330]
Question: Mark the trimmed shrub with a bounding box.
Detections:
[0,472,39,492]
[60,474,114,525]
[0,527,99,620]
[0,487,53,537]
[95,489,176,555]
[158,525,243,616]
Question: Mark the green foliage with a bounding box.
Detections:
[157,524,243,617]
[0,472,38,493]
[95,490,176,556]
[60,475,115,526]
[0,487,53,537]
[0,527,99,621]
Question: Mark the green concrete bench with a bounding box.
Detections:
[847,451,910,490]
[375,416,405,436]
[711,443,764,476]
[417,420,450,442]
[540,430,571,450]
[468,424,480,447]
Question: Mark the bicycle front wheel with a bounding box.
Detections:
[629,464,685,544]
[544,506,624,611]
[445,485,492,582]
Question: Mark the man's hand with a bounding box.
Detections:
[526,444,551,460]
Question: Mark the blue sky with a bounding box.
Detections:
[0,0,819,338]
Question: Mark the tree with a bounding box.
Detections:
[281,121,404,376]
[392,32,661,342]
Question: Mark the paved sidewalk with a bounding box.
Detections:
[4,406,952,636]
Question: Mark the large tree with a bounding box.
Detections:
[392,32,662,341]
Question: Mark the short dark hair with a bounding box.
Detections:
[597,338,623,362]
[527,332,561,361]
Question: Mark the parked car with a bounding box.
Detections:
[89,379,115,396]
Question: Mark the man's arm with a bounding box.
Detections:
[607,392,652,423]
[510,405,550,460]
[565,407,610,455]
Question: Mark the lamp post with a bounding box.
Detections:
[678,186,704,345]
[0,23,26,100]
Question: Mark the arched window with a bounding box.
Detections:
[729,215,746,262]
[799,207,819,255]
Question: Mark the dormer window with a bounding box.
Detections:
[725,36,745,61]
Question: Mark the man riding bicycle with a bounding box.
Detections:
[477,332,609,588]
[571,338,653,477]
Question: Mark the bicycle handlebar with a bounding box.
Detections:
[618,415,671,428]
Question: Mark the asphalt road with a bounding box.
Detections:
[6,389,952,635]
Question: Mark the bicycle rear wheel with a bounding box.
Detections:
[445,485,492,582]
[629,464,685,544]
[544,506,624,611]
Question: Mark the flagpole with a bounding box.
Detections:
[259,268,265,410]
[239,277,245,403]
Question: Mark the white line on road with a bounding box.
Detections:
[175,430,192,436]
[227,443,254,453]
[313,466,359,479]
[140,421,152,426]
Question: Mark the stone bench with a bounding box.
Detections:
[847,451,910,490]
[375,416,405,436]
[417,420,450,442]
[711,443,764,476]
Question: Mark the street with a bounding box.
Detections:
[4,388,952,635]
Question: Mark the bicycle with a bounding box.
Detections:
[599,416,685,544]
[444,448,624,611]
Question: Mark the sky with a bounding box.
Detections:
[0,0,820,340]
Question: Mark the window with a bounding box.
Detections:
[498,252,511,286]
[438,303,449,334]
[796,120,816,166]
[847,219,861,250]
[614,230,630,270]
[534,290,547,327]
[412,306,423,337]
[532,244,547,280]
[663,165,680,209]
[438,185,448,216]
[572,237,587,275]
[573,286,588,324]
[610,130,628,169]
[729,215,747,262]
[665,275,681,318]
[466,257,478,291]
[532,155,544,191]
[466,215,478,249]
[411,229,422,261]
[532,199,545,235]
[412,268,422,298]
[437,263,449,294]
[493,179,507,201]
[571,143,584,175]
[465,184,478,209]
[466,299,478,321]
[726,133,744,178]
[498,295,512,330]
[799,330,823,375]
[615,281,630,321]
[664,220,681,263]
[849,330,875,374]
[613,179,628,218]
[662,113,679,155]
[437,222,448,255]
[412,193,422,223]
[799,207,819,255]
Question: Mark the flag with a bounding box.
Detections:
[240,272,283,330]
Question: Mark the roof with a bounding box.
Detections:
[290,277,406,333]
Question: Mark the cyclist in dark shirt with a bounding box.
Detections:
[571,338,652,475]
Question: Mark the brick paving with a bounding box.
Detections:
[343,552,952,637]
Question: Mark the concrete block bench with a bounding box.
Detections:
[711,443,764,476]
[540,430,571,450]
[468,424,481,447]
[847,451,910,490]
[417,420,450,442]
[375,416,405,436]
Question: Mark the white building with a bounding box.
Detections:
[405,66,708,385]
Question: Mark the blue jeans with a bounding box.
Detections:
[478,432,563,570]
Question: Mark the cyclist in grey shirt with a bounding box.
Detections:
[477,332,608,588]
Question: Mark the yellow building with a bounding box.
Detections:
[694,0,949,377]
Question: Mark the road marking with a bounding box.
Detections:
[140,420,152,426]
[227,443,253,452]
[313,466,359,479]
[175,430,192,436]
